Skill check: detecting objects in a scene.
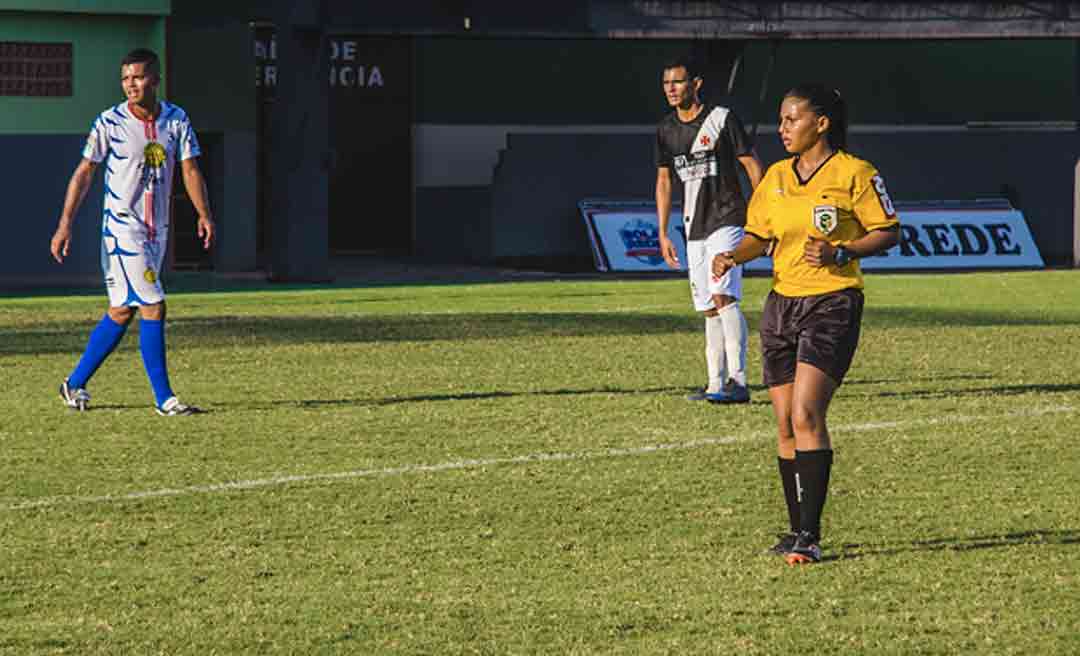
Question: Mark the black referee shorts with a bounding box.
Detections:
[759,287,865,387]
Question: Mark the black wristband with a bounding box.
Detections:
[834,246,853,267]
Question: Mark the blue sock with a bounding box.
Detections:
[139,318,174,407]
[68,314,128,389]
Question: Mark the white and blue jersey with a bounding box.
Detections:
[82,101,200,306]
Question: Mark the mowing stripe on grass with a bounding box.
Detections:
[5,404,1073,512]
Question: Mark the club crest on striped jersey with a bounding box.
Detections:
[144,142,166,168]
[812,205,838,235]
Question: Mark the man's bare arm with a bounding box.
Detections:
[655,167,680,269]
[738,152,764,190]
[180,157,215,250]
[711,233,772,278]
[50,158,98,263]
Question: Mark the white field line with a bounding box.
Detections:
[5,405,1073,513]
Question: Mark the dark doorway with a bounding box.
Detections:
[170,131,216,270]
[328,36,413,254]
[254,28,413,259]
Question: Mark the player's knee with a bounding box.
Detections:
[791,404,825,435]
[139,302,165,321]
[773,408,795,439]
[712,294,736,308]
[108,306,135,325]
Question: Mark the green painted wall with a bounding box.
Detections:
[414,37,1077,125]
[0,11,167,133]
[0,1,167,15]
[413,37,732,125]
[166,17,254,133]
[735,38,1076,125]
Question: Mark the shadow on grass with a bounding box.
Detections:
[843,374,995,385]
[0,269,619,299]
[825,528,1080,562]
[52,379,1076,414]
[7,309,1079,361]
[5,305,1078,359]
[0,312,701,356]
[846,382,1080,400]
[296,386,690,408]
[865,306,1080,328]
[90,385,775,412]
[296,387,779,409]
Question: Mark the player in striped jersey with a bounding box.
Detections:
[655,57,763,403]
[50,48,214,416]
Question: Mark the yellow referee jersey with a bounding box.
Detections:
[746,150,900,297]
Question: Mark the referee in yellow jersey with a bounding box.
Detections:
[712,83,900,565]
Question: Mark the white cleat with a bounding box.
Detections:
[59,379,91,411]
[155,396,203,416]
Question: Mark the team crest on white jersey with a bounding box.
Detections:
[813,205,838,235]
[144,142,166,168]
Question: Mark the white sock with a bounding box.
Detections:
[704,314,727,392]
[718,303,748,387]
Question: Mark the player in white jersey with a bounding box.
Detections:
[655,57,763,403]
[50,49,214,416]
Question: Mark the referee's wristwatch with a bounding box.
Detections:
[833,246,854,267]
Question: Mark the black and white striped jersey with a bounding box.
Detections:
[655,104,753,241]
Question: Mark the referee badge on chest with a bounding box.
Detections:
[812,205,838,235]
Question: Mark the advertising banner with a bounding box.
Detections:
[579,201,684,272]
[579,199,1043,272]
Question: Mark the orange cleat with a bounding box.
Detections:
[784,531,821,565]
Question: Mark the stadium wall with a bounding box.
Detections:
[167,8,258,273]
[0,5,168,286]
[0,10,167,134]
[413,38,1075,126]
[3,18,1078,284]
[411,37,1078,267]
[0,1,168,14]
[481,128,1077,268]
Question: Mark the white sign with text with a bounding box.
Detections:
[580,200,1044,272]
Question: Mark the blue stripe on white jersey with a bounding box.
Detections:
[83,101,202,237]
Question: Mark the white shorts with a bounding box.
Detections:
[101,225,167,307]
[687,225,744,312]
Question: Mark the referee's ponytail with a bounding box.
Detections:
[785,83,848,151]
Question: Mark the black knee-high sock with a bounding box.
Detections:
[777,457,800,533]
[795,449,833,538]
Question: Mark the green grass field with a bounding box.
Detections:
[2,270,1079,654]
